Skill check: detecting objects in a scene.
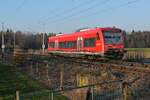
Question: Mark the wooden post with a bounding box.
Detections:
[127,52,130,60]
[36,62,39,79]
[91,86,94,100]
[129,52,131,60]
[48,90,51,100]
[30,62,33,76]
[46,64,51,86]
[51,92,54,100]
[16,90,19,100]
[120,81,123,100]
[60,65,64,90]
[122,82,128,100]
[76,74,79,86]
[46,64,49,79]
[124,85,128,100]
[36,62,39,73]
[38,63,41,79]
[142,51,144,60]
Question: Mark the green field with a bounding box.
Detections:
[0,61,67,100]
[124,48,150,60]
[125,48,150,52]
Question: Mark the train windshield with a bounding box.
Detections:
[103,31,123,44]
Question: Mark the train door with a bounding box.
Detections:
[77,37,83,51]
[55,40,58,50]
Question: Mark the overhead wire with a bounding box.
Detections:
[48,0,142,26]
[7,0,28,32]
[45,0,111,24]
[40,0,97,23]
[37,0,99,32]
[15,0,27,11]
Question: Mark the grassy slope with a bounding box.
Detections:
[0,61,46,96]
[0,61,67,100]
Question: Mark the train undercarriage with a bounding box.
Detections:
[48,50,125,60]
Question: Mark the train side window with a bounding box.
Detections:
[59,42,62,48]
[59,41,76,49]
[49,42,55,48]
[66,42,69,48]
[59,42,65,48]
[84,38,96,47]
[72,41,77,48]
[96,32,100,40]
[67,41,76,49]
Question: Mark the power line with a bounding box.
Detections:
[8,0,28,32]
[49,0,142,26]
[15,0,27,11]
[79,0,143,24]
[34,0,110,33]
[40,0,97,22]
[45,0,111,24]
[37,0,97,33]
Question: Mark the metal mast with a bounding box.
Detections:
[1,23,5,54]
[42,23,45,55]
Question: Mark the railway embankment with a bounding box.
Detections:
[0,51,150,100]
[14,52,150,99]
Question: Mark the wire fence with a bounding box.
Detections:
[0,53,150,100]
[3,80,122,100]
[5,80,150,100]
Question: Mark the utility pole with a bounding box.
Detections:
[42,24,45,55]
[42,32,45,55]
[1,23,5,57]
[13,31,16,56]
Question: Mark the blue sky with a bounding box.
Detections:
[0,0,149,33]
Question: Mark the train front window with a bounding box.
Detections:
[103,31,122,44]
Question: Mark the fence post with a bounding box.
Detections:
[120,81,123,100]
[30,62,33,76]
[51,92,54,100]
[91,86,94,100]
[48,90,51,100]
[122,82,128,100]
[76,74,79,86]
[46,64,49,79]
[60,65,64,90]
[36,62,39,73]
[16,90,19,100]
[36,62,39,79]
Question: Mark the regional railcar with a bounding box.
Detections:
[48,27,125,58]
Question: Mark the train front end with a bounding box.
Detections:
[102,28,125,58]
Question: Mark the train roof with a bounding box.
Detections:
[49,27,121,40]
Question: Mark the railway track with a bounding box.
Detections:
[46,54,150,73]
[14,52,150,74]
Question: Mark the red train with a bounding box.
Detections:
[48,27,125,58]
